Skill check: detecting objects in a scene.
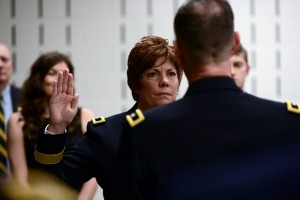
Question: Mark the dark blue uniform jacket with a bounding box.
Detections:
[129,77,300,200]
[35,103,138,200]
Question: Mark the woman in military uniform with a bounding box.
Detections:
[34,36,183,200]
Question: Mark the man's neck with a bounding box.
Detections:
[186,60,232,84]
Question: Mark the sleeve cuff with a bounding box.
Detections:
[36,122,67,154]
[44,124,67,135]
[34,146,65,164]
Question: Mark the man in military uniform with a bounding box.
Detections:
[125,0,300,199]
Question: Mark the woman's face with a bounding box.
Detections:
[43,61,69,97]
[137,57,180,111]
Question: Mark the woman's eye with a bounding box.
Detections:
[147,72,158,78]
[47,70,60,77]
[47,72,56,76]
[169,71,177,77]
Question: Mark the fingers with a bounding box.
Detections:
[56,71,63,95]
[51,69,74,99]
[55,69,73,96]
[71,93,80,110]
[62,69,69,93]
[66,73,74,96]
[52,80,58,98]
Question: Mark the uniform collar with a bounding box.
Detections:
[126,102,139,114]
[185,76,242,96]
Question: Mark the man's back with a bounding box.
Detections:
[130,77,300,199]
[124,0,300,199]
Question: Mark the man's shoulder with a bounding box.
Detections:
[10,84,21,90]
[247,94,300,116]
[9,84,21,94]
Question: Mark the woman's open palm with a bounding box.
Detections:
[48,69,79,133]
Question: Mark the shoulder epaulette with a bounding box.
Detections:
[126,109,145,128]
[91,116,106,125]
[285,100,300,114]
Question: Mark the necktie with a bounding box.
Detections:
[0,95,7,177]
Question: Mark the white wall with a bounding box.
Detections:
[1,0,300,199]
[230,0,300,102]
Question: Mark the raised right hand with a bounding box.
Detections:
[48,69,79,134]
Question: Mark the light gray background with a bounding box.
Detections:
[1,0,299,199]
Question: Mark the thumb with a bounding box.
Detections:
[71,93,80,110]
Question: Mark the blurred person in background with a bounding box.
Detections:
[0,42,21,180]
[0,43,21,124]
[230,43,250,90]
[6,51,97,200]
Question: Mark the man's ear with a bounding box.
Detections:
[246,64,250,74]
[231,32,240,55]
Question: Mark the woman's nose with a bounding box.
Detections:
[159,74,169,87]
